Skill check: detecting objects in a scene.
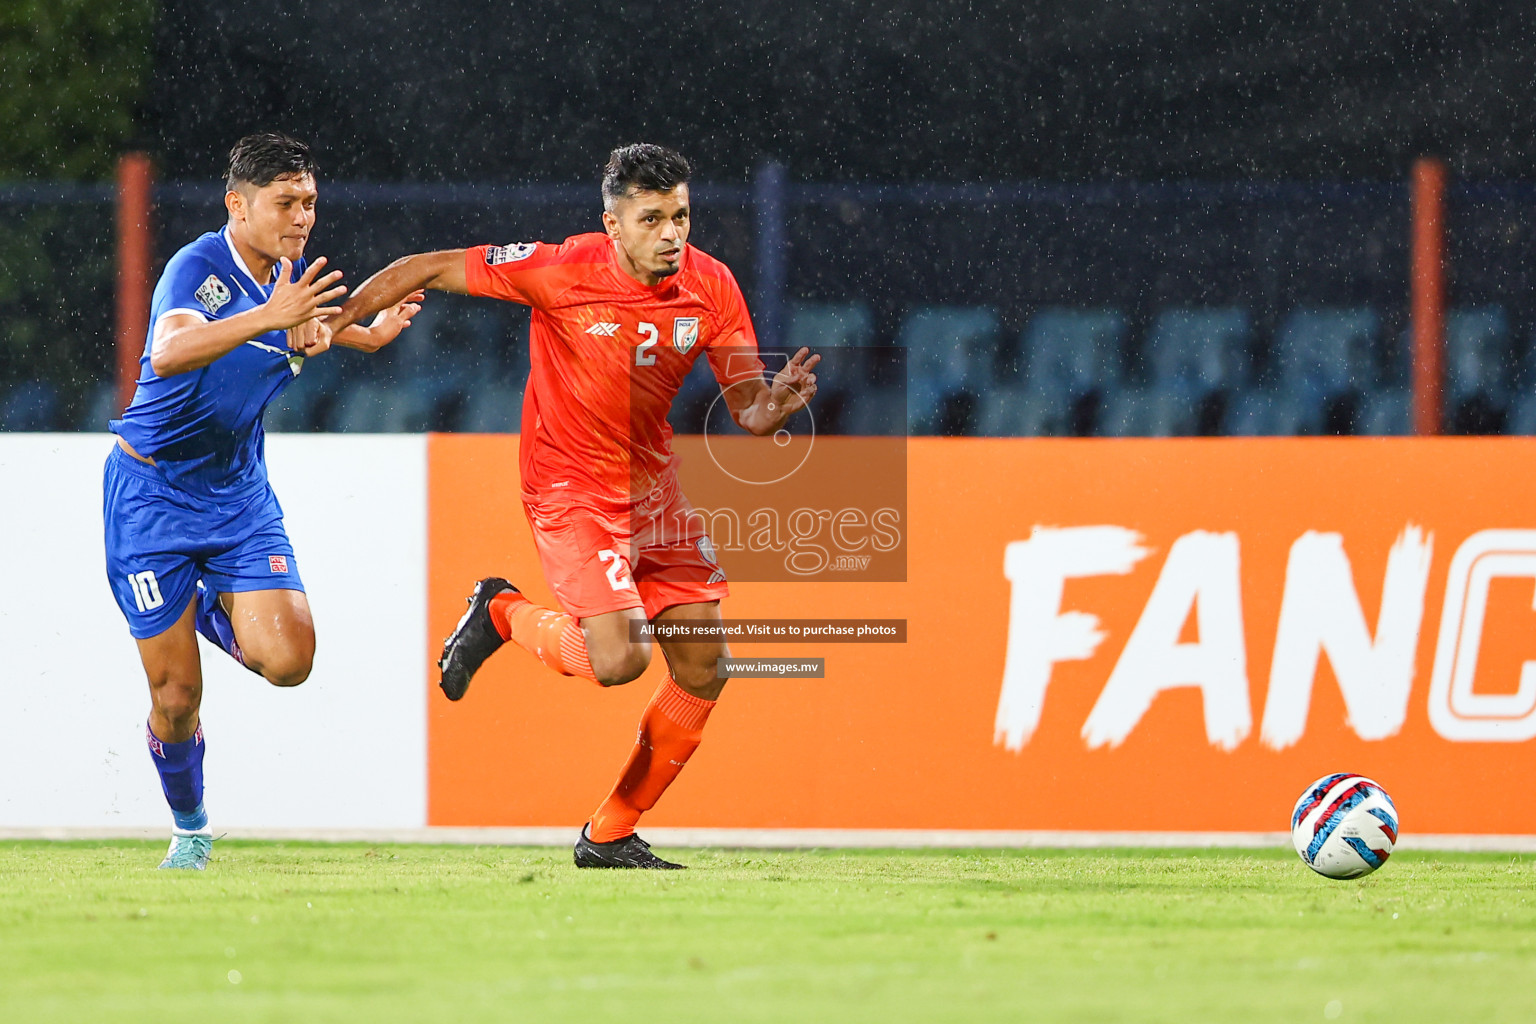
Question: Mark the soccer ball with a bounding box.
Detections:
[1290,773,1399,879]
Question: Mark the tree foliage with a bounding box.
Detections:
[0,0,155,180]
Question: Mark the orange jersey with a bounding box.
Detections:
[464,233,764,507]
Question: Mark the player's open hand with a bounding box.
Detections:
[265,256,347,332]
[287,316,333,357]
[366,290,425,349]
[768,346,820,416]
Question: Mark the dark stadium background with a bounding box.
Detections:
[5,0,1536,435]
[144,0,1536,182]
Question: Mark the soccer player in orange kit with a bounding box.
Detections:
[326,144,819,868]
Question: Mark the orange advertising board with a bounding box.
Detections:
[428,435,1536,835]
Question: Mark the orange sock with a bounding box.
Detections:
[487,591,595,680]
[587,676,715,842]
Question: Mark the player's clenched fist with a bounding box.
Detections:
[264,256,347,332]
[286,316,333,356]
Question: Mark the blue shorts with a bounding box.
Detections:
[102,446,305,640]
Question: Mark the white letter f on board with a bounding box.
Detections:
[995,527,1151,751]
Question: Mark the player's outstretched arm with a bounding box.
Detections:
[325,250,468,336]
[327,291,426,353]
[727,345,821,436]
[150,257,345,377]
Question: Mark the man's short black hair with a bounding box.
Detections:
[602,144,691,210]
[225,132,319,193]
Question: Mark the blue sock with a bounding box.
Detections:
[193,581,246,667]
[147,722,209,832]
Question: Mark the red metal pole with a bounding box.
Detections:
[1410,157,1447,437]
[115,153,154,415]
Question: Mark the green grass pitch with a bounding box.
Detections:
[1,841,1532,1023]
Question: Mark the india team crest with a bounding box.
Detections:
[673,317,700,354]
[195,274,231,315]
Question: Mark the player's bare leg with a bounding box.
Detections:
[223,588,315,687]
[652,601,728,700]
[578,608,651,686]
[138,599,205,745]
[576,601,726,869]
[135,599,213,869]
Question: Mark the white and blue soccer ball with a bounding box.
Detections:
[1291,773,1399,879]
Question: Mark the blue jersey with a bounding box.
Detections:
[111,227,307,499]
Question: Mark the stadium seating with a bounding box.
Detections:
[1443,306,1512,433]
[999,307,1126,435]
[1091,306,1249,436]
[1511,391,1536,436]
[1383,307,1513,433]
[975,386,1057,437]
[785,302,875,349]
[459,385,523,432]
[1222,389,1287,436]
[33,300,1527,439]
[326,381,414,432]
[841,385,907,436]
[1097,388,1193,437]
[1358,387,1412,435]
[264,353,343,432]
[896,306,1001,433]
[1140,306,1252,395]
[1248,306,1381,435]
[1021,308,1126,391]
[782,302,875,434]
[1445,306,1512,400]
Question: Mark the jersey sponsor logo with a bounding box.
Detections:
[195,274,231,315]
[673,317,700,354]
[268,554,289,574]
[485,243,536,265]
[585,322,622,336]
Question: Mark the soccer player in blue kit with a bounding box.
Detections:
[104,133,421,869]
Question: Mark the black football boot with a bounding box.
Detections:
[437,577,516,701]
[573,824,686,869]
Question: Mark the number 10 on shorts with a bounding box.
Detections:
[127,570,165,611]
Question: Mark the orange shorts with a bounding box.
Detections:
[522,480,729,620]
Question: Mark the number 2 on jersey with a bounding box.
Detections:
[598,549,636,591]
[634,323,659,366]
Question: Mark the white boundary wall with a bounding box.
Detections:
[0,434,428,830]
[6,434,1533,853]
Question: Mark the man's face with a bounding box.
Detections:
[226,174,317,264]
[603,185,691,284]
